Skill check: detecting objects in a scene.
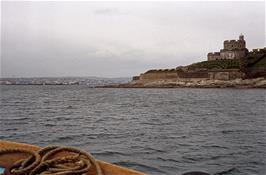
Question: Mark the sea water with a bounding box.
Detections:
[0,85,265,175]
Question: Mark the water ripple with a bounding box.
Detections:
[0,86,265,175]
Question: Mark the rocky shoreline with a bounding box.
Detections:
[98,78,266,88]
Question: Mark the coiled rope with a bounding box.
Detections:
[0,146,103,175]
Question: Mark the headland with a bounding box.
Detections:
[101,34,266,88]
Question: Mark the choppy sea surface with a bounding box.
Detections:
[0,85,265,175]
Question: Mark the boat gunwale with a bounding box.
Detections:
[0,140,147,175]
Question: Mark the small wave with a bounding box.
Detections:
[5,117,30,121]
[55,135,76,142]
[4,128,18,131]
[115,161,165,174]
[214,168,240,175]
[53,133,93,142]
[157,157,182,163]
[93,150,129,157]
[182,156,199,162]
[221,129,252,134]
[44,123,56,127]
[4,121,28,125]
[146,146,167,153]
[201,145,229,150]
[54,116,72,121]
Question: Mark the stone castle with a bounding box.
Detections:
[207,34,248,61]
[130,34,266,83]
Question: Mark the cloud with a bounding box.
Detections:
[1,1,265,78]
[94,8,122,15]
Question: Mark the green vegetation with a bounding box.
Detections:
[186,53,266,71]
[240,53,266,69]
[187,59,240,70]
[252,56,266,68]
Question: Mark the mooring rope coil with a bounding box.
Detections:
[0,146,103,175]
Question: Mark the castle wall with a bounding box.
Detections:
[234,49,248,59]
[139,70,210,81]
[220,49,248,59]
[208,52,221,61]
[209,72,230,80]
[139,70,178,80]
[224,40,245,50]
[229,71,245,80]
[220,50,236,59]
[177,71,209,79]
[208,70,244,80]
[135,69,244,82]
[248,48,266,55]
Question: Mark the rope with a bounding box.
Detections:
[0,145,103,175]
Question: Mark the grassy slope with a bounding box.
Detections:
[187,59,240,70]
[252,57,266,68]
[185,53,266,71]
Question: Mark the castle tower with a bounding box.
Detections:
[239,33,244,41]
[208,34,248,61]
[238,33,246,49]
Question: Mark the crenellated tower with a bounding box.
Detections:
[208,34,248,61]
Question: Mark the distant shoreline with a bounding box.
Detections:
[97,78,266,89]
[1,77,266,89]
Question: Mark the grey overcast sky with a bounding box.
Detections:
[1,1,265,78]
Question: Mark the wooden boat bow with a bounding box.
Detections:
[0,140,147,175]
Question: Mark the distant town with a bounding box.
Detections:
[0,77,130,87]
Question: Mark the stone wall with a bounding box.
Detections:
[177,71,209,79]
[210,72,230,80]
[208,69,244,80]
[139,70,178,80]
[207,52,221,61]
[220,49,247,60]
[223,39,245,50]
[137,69,244,81]
[139,69,210,81]
[248,48,266,55]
